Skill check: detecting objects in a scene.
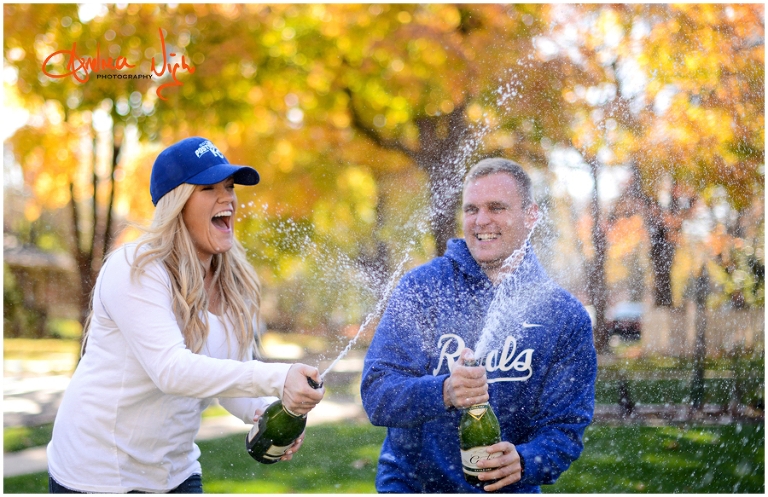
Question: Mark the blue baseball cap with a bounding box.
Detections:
[150,137,260,205]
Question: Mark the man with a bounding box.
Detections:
[361,158,597,493]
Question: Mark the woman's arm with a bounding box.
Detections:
[96,250,291,399]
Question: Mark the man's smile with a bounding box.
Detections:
[475,233,500,241]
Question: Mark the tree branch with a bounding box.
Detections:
[343,87,417,160]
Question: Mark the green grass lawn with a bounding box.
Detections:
[595,378,736,405]
[544,423,764,493]
[596,352,764,408]
[4,424,54,454]
[4,421,763,493]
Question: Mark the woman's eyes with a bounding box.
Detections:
[200,184,235,191]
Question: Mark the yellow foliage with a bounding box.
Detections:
[576,213,595,259]
[607,216,646,259]
[24,203,41,222]
[4,3,762,323]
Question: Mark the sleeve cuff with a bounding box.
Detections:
[415,374,454,419]
[515,444,538,485]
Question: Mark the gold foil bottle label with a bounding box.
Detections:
[468,404,487,420]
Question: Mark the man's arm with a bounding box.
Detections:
[361,276,458,428]
[514,304,597,486]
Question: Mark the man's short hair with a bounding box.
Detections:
[464,158,534,208]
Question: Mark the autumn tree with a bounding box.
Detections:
[5,4,177,324]
[632,4,764,307]
[4,4,422,332]
[546,4,763,309]
[325,4,594,255]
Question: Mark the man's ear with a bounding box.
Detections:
[524,203,540,230]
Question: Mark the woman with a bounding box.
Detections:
[47,137,324,493]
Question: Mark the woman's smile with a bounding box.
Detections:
[182,178,237,266]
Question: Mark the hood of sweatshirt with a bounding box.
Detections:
[442,238,548,289]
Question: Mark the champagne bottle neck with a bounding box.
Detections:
[281,404,306,419]
[463,359,488,411]
[278,376,320,419]
[465,402,491,420]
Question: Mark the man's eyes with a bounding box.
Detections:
[464,205,506,214]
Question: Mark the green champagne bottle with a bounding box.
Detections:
[458,360,501,488]
[246,377,322,464]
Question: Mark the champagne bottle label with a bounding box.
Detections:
[467,404,487,420]
[264,443,293,459]
[247,424,260,443]
[461,446,502,476]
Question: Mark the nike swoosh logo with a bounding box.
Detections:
[522,322,543,328]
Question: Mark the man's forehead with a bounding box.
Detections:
[462,196,512,206]
[462,174,520,203]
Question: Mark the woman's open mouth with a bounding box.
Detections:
[212,210,232,231]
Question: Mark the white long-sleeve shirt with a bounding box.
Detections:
[47,244,291,493]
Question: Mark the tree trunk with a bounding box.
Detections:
[70,129,122,332]
[618,371,636,418]
[414,106,470,255]
[70,181,96,327]
[586,159,609,353]
[346,88,470,256]
[691,266,709,411]
[427,172,462,257]
[102,129,123,254]
[626,164,682,308]
[632,166,696,307]
[647,211,676,307]
[356,179,392,297]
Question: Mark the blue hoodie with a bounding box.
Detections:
[361,239,597,493]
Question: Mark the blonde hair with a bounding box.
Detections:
[82,182,261,360]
